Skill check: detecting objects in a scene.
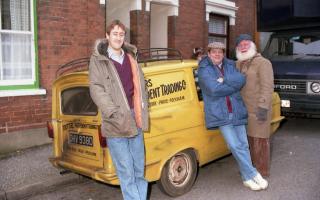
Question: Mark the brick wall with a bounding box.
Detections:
[0,96,49,133]
[129,0,256,59]
[0,0,105,134]
[166,0,256,58]
[168,0,206,59]
[130,10,150,49]
[230,0,256,50]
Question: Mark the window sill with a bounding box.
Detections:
[0,89,47,97]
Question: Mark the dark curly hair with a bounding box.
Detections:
[192,47,204,60]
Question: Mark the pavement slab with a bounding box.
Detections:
[0,144,85,200]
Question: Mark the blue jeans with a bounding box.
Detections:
[219,114,258,181]
[107,125,147,200]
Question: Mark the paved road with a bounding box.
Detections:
[25,118,320,200]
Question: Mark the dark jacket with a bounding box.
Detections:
[89,39,149,138]
[198,56,248,129]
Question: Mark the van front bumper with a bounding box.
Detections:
[279,95,320,117]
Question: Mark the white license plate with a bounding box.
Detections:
[68,132,93,147]
[281,100,290,108]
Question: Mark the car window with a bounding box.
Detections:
[61,87,98,116]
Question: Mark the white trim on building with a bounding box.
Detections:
[145,0,179,16]
[0,88,46,97]
[205,0,238,25]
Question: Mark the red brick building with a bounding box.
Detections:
[0,0,257,153]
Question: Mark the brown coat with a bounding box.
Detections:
[236,53,274,138]
[89,39,149,138]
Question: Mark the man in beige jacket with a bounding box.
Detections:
[235,34,274,177]
[89,20,149,200]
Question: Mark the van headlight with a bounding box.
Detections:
[308,82,320,94]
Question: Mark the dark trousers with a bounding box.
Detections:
[248,136,270,177]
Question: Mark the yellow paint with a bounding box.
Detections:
[49,59,284,185]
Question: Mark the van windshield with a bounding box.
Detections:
[61,87,98,116]
[264,35,320,56]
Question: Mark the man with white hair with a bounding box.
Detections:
[235,34,274,177]
[198,42,268,191]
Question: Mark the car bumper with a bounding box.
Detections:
[49,157,119,185]
[279,95,320,117]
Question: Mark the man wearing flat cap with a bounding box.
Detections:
[198,42,268,190]
[235,34,274,177]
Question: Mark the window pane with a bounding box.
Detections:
[292,36,320,55]
[208,16,227,35]
[1,32,32,80]
[208,36,226,45]
[1,0,30,31]
[61,87,98,116]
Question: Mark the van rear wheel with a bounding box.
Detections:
[157,149,198,197]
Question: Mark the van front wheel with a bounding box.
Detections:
[157,149,198,197]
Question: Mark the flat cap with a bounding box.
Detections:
[236,34,253,46]
[207,42,226,51]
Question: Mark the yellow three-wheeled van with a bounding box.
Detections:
[48,49,284,197]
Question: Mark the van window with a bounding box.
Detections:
[265,35,320,56]
[61,87,98,116]
[292,36,320,55]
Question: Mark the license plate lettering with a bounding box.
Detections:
[69,133,93,147]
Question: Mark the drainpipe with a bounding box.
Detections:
[104,0,107,33]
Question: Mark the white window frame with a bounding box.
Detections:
[0,0,36,86]
[205,0,238,25]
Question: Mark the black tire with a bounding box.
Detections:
[157,149,198,197]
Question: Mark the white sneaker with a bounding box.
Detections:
[253,173,268,189]
[243,179,262,191]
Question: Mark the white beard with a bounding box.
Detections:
[236,42,257,61]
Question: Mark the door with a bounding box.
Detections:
[57,86,104,168]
